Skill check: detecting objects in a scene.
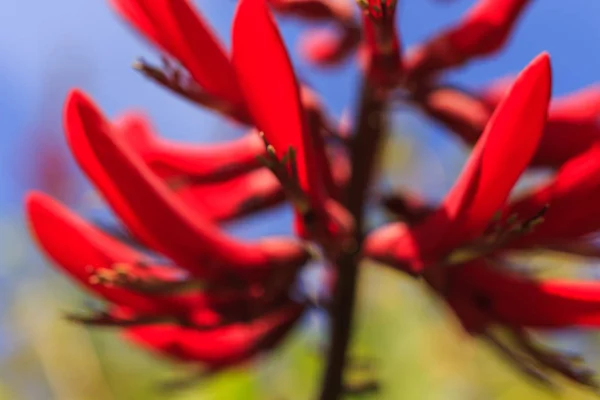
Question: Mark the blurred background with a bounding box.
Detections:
[1,0,600,398]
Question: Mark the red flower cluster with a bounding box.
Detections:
[24,0,600,393]
[27,0,342,373]
[368,53,600,385]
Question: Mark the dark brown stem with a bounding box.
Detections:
[319,82,387,400]
[133,58,251,124]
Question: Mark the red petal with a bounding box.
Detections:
[483,82,600,167]
[268,0,359,66]
[111,0,243,106]
[363,222,427,275]
[115,113,264,180]
[25,191,182,315]
[125,302,303,366]
[72,91,308,279]
[549,84,600,120]
[416,85,492,144]
[451,262,600,328]
[430,82,600,168]
[300,27,361,66]
[434,52,551,251]
[509,144,600,245]
[178,168,285,222]
[366,53,551,273]
[405,0,532,78]
[360,1,402,86]
[64,90,159,249]
[116,113,284,221]
[301,86,339,199]
[232,0,327,207]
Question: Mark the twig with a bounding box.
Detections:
[319,81,387,399]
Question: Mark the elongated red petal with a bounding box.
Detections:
[434,52,551,251]
[115,113,283,220]
[415,85,493,144]
[548,84,600,120]
[483,83,600,167]
[65,90,159,249]
[232,0,327,206]
[115,113,264,180]
[360,1,403,86]
[484,81,600,122]
[450,262,600,329]
[178,168,285,222]
[301,86,339,199]
[73,91,308,279]
[300,26,361,66]
[509,144,600,245]
[125,302,303,366]
[25,191,184,315]
[111,0,243,106]
[363,222,427,274]
[366,53,551,273]
[268,0,359,66]
[537,87,600,166]
[405,0,532,78]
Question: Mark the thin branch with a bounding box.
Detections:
[133,58,250,124]
[319,81,387,399]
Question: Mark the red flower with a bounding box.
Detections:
[268,0,361,66]
[404,0,532,80]
[367,52,551,274]
[483,81,600,167]
[114,0,344,243]
[174,169,285,223]
[358,0,403,86]
[233,0,352,248]
[507,144,600,248]
[115,113,286,222]
[28,191,305,366]
[25,0,362,370]
[126,301,304,368]
[367,53,600,384]
[115,112,265,181]
[65,90,309,281]
[27,84,315,367]
[233,0,328,207]
[27,192,200,317]
[110,0,245,114]
[368,51,600,332]
[446,261,600,331]
[270,0,402,86]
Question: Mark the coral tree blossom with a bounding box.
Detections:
[367,53,600,386]
[26,0,343,371]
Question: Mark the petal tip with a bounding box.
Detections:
[25,190,53,219]
[65,89,90,111]
[24,191,61,241]
[533,51,551,75]
[64,89,94,129]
